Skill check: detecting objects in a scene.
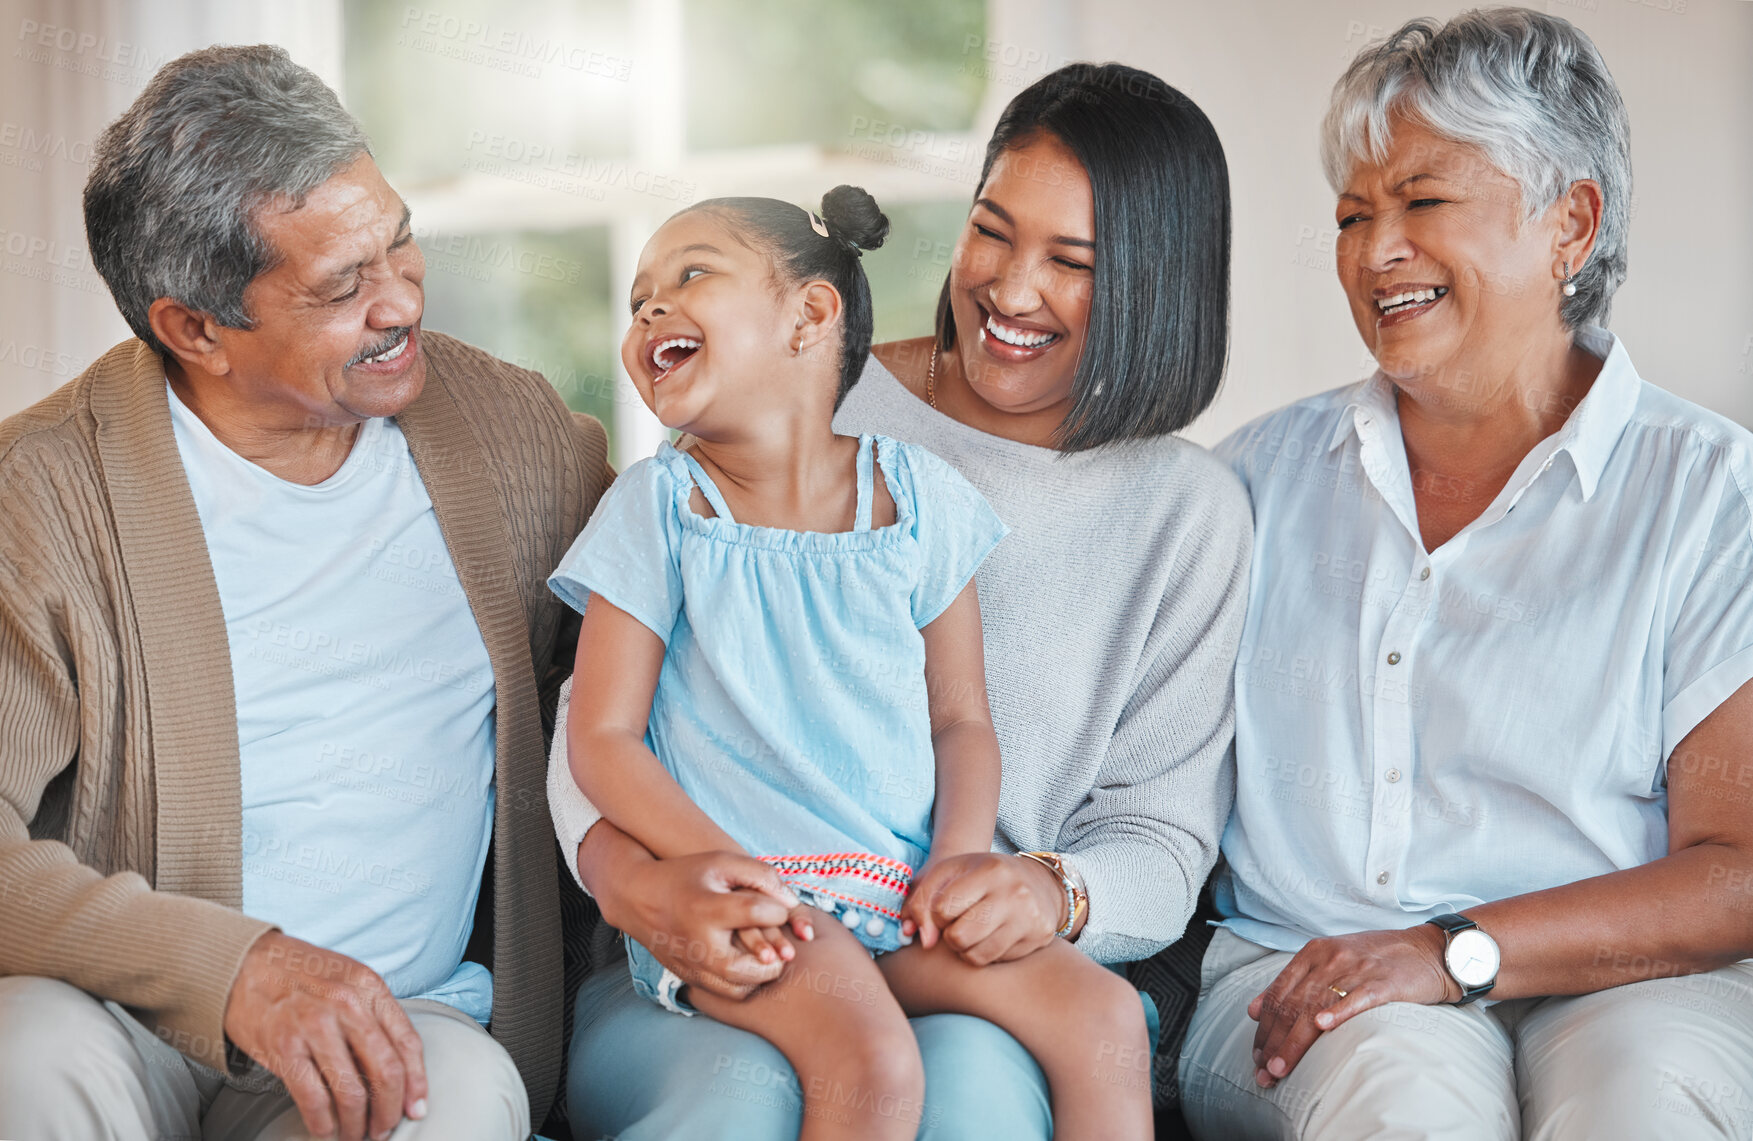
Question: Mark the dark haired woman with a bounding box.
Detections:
[552,62,1249,1139]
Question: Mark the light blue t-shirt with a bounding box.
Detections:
[549,434,1006,951]
[168,383,498,1022]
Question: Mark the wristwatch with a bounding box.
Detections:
[1016,851,1089,939]
[1424,913,1500,1004]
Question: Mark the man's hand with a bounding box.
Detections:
[223,932,427,1141]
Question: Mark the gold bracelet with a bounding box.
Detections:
[1015,851,1087,938]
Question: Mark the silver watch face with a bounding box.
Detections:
[1445,928,1500,988]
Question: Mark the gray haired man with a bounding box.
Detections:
[0,45,609,1141]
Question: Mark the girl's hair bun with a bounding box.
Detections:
[819,185,889,254]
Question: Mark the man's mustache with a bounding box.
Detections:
[348,327,413,367]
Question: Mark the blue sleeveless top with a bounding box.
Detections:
[549,434,1007,951]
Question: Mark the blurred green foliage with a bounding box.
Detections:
[416,227,621,430]
[682,0,986,150]
[867,200,969,345]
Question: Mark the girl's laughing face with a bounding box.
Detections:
[622,210,802,437]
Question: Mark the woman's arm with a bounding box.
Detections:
[568,594,744,860]
[1055,475,1253,964]
[1249,679,1753,1087]
[1458,679,1753,994]
[576,817,803,997]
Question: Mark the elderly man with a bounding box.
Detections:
[0,45,609,1141]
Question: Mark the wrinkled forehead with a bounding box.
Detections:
[1339,114,1509,195]
[253,156,410,288]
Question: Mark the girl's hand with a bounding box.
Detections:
[734,904,817,966]
[899,859,964,949]
[898,852,1063,966]
[1246,925,1458,1088]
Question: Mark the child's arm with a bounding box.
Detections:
[919,580,1003,858]
[568,594,746,860]
[904,581,1004,948]
[571,593,808,966]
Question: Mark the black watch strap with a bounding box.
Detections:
[1426,913,1477,936]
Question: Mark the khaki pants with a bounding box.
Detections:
[0,976,529,1141]
[1179,927,1753,1140]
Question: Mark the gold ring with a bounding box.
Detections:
[1328,985,1349,999]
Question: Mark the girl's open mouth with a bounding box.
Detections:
[648,336,702,380]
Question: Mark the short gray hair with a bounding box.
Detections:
[1321,9,1631,329]
[84,45,371,354]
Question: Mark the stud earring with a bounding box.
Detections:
[1561,260,1577,298]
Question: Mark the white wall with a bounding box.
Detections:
[0,0,341,417]
[1063,0,1753,444]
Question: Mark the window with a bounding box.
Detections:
[344,0,985,463]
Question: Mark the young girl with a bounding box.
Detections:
[550,186,1151,1140]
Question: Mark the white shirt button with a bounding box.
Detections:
[1420,567,1431,581]
[1377,871,1390,885]
[1387,651,1402,665]
[1386,768,1401,783]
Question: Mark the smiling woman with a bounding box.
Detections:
[928,63,1231,451]
[1181,12,1753,1141]
[552,61,1251,1139]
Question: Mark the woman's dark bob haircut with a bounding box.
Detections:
[938,62,1231,452]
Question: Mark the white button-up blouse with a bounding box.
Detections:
[1213,327,1753,952]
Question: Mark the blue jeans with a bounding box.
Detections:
[566,959,1053,1140]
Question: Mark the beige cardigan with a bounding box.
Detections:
[0,333,610,1125]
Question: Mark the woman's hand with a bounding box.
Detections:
[584,821,809,1001]
[1248,925,1459,1088]
[624,851,814,1000]
[899,853,1065,966]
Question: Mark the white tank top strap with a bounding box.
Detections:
[853,434,876,533]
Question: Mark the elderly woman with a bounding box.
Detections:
[551,62,1248,1139]
[1179,10,1753,1140]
